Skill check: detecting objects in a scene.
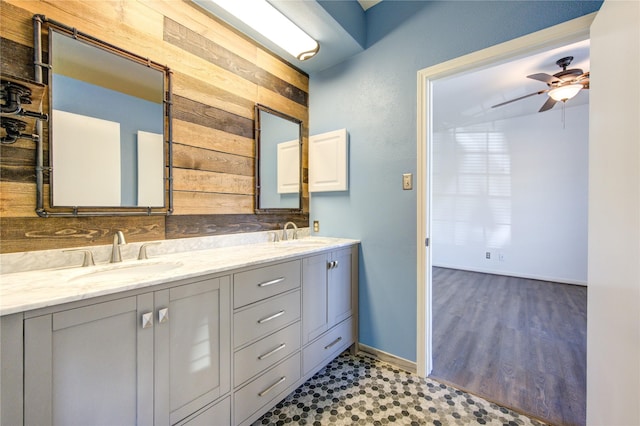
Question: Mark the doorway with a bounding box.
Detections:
[415,12,594,423]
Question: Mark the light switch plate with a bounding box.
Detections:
[402,173,413,190]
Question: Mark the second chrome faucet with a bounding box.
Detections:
[110,231,127,263]
[282,222,298,241]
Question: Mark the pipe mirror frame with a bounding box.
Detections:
[254,104,303,214]
[33,15,173,217]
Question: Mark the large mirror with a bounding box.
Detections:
[34,17,172,216]
[255,104,302,213]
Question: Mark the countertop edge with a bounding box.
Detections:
[0,238,359,317]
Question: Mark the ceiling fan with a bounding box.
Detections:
[492,56,590,112]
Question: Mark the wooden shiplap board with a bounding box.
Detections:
[0,215,166,253]
[0,0,308,253]
[172,119,254,158]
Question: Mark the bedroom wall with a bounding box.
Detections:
[432,103,589,285]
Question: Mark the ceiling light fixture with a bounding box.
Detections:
[548,84,583,102]
[208,0,319,61]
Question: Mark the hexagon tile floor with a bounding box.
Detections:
[253,352,545,426]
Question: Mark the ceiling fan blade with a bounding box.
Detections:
[538,96,557,112]
[575,72,590,86]
[491,89,548,109]
[527,73,558,84]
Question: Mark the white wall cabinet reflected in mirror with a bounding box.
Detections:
[48,28,167,210]
[255,104,302,213]
[277,139,300,195]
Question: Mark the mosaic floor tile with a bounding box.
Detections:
[253,352,545,425]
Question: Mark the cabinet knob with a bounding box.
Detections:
[158,307,169,324]
[141,312,153,329]
[327,260,339,269]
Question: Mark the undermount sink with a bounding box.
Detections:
[70,261,183,282]
[277,238,333,247]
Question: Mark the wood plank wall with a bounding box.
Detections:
[0,0,309,254]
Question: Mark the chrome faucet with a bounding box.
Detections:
[282,222,298,241]
[110,231,127,263]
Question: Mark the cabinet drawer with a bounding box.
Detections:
[176,396,230,426]
[234,291,300,348]
[234,322,300,386]
[234,260,301,308]
[303,317,354,376]
[234,353,301,425]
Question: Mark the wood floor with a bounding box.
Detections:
[429,267,587,426]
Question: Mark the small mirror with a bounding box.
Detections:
[255,105,302,213]
[48,28,168,209]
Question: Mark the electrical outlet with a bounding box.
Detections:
[499,252,505,262]
[486,251,491,259]
[402,173,413,190]
[313,220,319,233]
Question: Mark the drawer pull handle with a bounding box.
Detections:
[258,376,286,397]
[258,343,286,360]
[258,277,285,288]
[324,336,343,350]
[257,310,285,324]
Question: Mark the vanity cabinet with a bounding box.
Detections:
[22,275,230,426]
[301,246,357,375]
[1,241,359,426]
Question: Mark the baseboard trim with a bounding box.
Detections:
[432,264,587,286]
[357,343,417,374]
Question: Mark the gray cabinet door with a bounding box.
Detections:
[24,294,154,426]
[23,276,231,426]
[1,313,24,426]
[301,253,329,345]
[328,247,355,327]
[155,276,231,425]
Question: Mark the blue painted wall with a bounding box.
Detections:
[309,0,602,362]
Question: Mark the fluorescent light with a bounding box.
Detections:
[209,0,319,61]
[548,84,582,102]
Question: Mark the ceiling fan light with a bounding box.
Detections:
[548,84,583,101]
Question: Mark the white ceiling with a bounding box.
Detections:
[433,39,590,130]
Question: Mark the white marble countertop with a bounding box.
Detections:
[0,237,359,316]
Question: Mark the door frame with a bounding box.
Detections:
[415,13,596,377]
